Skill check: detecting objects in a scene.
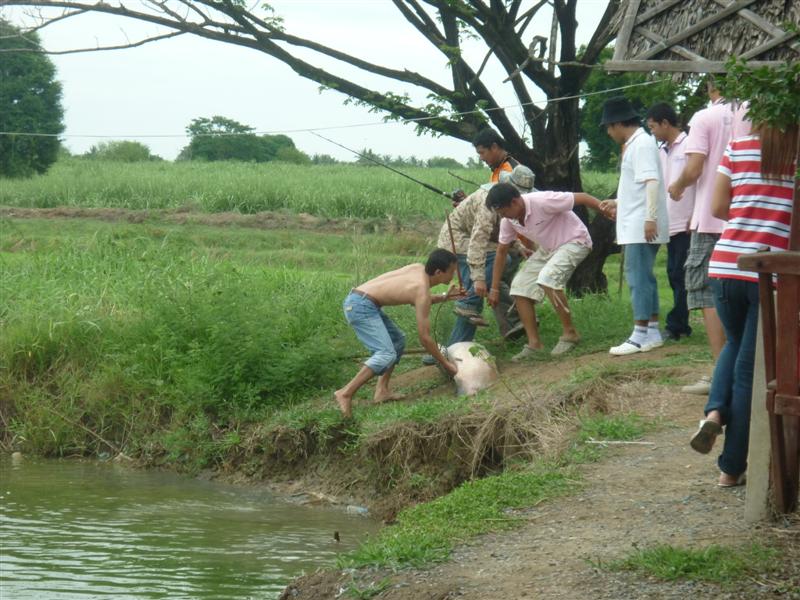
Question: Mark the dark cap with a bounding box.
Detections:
[600,96,640,126]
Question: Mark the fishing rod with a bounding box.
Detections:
[311,130,465,292]
[447,170,481,188]
[311,131,456,200]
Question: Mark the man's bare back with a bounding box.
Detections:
[355,263,432,307]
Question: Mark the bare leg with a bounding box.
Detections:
[373,365,405,403]
[541,286,578,341]
[334,365,375,418]
[515,296,543,349]
[702,307,726,360]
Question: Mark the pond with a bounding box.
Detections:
[0,457,378,599]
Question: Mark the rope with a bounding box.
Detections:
[0,79,665,140]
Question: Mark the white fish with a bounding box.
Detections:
[446,341,498,396]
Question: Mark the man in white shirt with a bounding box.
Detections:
[599,97,669,356]
[646,102,695,341]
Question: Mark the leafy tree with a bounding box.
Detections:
[0,19,64,178]
[274,145,311,165]
[427,156,464,169]
[84,140,161,162]
[311,153,340,165]
[181,115,300,162]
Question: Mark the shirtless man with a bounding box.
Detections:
[334,249,463,418]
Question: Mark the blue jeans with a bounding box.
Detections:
[623,243,660,322]
[705,278,759,476]
[665,232,692,336]
[343,292,405,375]
[448,253,493,345]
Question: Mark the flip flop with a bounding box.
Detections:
[690,419,722,454]
[551,337,579,356]
[718,472,746,487]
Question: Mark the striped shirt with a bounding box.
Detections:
[708,136,795,282]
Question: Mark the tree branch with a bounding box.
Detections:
[0,29,186,54]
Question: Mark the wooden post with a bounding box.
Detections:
[745,311,771,522]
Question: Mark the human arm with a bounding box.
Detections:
[415,298,458,375]
[668,153,705,201]
[487,242,510,308]
[599,199,617,220]
[710,172,732,220]
[644,179,659,242]
[431,285,466,304]
[466,205,495,297]
[573,192,615,219]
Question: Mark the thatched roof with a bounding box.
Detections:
[607,0,800,72]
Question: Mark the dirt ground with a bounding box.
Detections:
[282,348,800,600]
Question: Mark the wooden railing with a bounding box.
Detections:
[738,250,800,513]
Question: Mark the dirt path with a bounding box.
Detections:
[284,348,799,599]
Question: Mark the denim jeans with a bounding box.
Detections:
[447,252,515,345]
[704,278,759,476]
[665,232,692,336]
[343,292,405,375]
[623,243,660,322]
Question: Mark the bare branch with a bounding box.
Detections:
[0,29,186,53]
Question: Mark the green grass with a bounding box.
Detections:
[606,543,779,585]
[0,158,619,219]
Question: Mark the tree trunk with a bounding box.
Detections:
[507,94,617,296]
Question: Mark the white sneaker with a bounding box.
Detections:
[609,338,644,356]
[682,375,712,395]
[642,338,664,352]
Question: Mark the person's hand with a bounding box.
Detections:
[487,287,500,308]
[644,220,657,242]
[451,189,466,207]
[443,360,459,376]
[667,182,683,201]
[444,284,467,301]
[520,246,534,258]
[599,200,617,220]
[474,280,487,298]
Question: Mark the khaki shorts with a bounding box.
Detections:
[510,242,591,302]
[685,232,719,310]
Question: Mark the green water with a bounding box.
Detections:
[0,457,378,599]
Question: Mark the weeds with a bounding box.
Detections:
[604,543,779,585]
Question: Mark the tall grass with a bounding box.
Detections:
[0,158,619,219]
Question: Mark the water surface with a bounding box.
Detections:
[0,457,377,599]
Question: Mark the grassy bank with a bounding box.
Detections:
[0,159,619,219]
[1,215,704,469]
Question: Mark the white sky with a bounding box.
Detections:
[2,1,609,161]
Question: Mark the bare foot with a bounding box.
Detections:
[373,391,407,404]
[333,390,352,418]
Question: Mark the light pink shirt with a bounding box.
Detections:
[685,99,751,234]
[659,132,696,236]
[498,191,592,252]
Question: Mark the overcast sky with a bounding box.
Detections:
[3,1,608,162]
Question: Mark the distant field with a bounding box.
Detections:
[0,159,619,219]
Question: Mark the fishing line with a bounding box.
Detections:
[0,79,666,140]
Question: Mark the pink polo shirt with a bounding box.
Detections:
[685,99,751,234]
[659,132,696,235]
[498,191,592,252]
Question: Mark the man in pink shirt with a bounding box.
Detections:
[485,183,607,360]
[646,102,695,341]
[667,78,751,395]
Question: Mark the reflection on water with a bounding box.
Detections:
[0,457,378,599]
